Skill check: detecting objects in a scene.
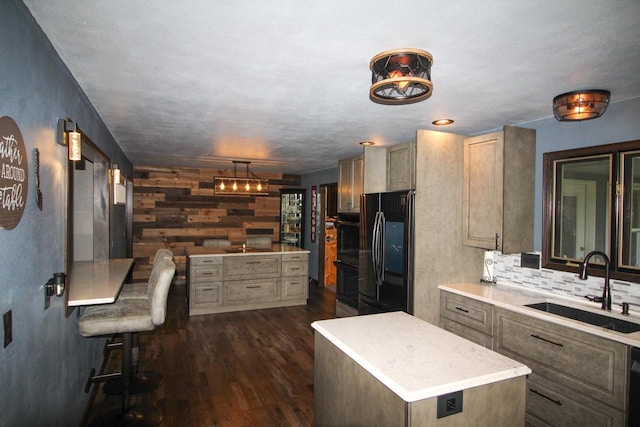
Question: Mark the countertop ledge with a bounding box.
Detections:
[312,312,530,403]
[439,282,640,347]
[186,244,310,257]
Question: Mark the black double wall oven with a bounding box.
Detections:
[334,214,359,310]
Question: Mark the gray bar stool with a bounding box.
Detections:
[99,248,175,396]
[79,258,175,427]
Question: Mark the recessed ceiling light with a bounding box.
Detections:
[359,141,376,146]
[432,119,454,126]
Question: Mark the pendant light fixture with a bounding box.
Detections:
[369,48,433,105]
[553,90,610,122]
[214,161,269,196]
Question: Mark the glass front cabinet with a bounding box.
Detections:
[280,189,305,248]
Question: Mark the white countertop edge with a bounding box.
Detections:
[438,282,640,347]
[311,320,531,403]
[68,296,115,307]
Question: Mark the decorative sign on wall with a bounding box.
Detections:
[0,116,28,229]
[311,186,317,242]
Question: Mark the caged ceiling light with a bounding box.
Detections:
[369,48,433,105]
[553,90,611,122]
[214,160,269,196]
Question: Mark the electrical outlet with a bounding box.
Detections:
[3,310,12,348]
[437,390,463,418]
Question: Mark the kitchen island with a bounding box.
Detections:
[186,244,309,316]
[312,311,531,426]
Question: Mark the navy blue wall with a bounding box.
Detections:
[0,1,132,425]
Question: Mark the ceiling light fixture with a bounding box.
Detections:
[214,161,269,196]
[370,48,433,105]
[553,90,611,122]
[359,141,376,146]
[56,118,82,161]
[432,119,454,126]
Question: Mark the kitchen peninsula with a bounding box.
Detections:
[186,244,309,316]
[312,312,531,426]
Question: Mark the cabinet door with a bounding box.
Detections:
[462,131,504,250]
[282,276,309,300]
[351,156,363,212]
[440,290,494,335]
[386,142,416,191]
[338,158,353,213]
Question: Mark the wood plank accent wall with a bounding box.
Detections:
[132,166,301,285]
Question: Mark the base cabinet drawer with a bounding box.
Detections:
[282,260,308,277]
[191,283,222,307]
[525,374,625,427]
[224,278,279,305]
[440,290,493,335]
[224,255,281,280]
[282,277,308,300]
[191,265,223,282]
[440,317,493,349]
[495,307,627,410]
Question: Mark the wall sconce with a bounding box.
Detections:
[553,90,611,122]
[214,160,269,196]
[44,272,66,310]
[56,118,82,161]
[112,164,126,205]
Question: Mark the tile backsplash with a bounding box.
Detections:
[492,252,640,311]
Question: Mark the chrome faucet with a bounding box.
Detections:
[579,251,611,311]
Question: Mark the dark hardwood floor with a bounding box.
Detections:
[84,284,337,427]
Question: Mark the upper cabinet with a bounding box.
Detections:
[338,155,363,214]
[386,141,416,191]
[462,126,536,254]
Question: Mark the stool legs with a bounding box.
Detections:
[87,332,163,427]
[102,333,163,396]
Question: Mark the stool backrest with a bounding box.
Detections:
[203,239,232,248]
[245,235,272,248]
[147,249,174,298]
[149,259,176,326]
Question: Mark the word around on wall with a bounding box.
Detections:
[0,116,28,229]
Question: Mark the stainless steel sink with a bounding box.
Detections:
[525,302,640,334]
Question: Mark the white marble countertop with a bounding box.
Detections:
[439,282,640,347]
[67,258,134,306]
[311,311,531,403]
[186,244,310,257]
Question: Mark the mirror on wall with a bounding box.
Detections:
[543,140,640,282]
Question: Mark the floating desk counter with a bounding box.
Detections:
[312,312,531,426]
[67,258,134,306]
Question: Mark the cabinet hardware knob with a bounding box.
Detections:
[455,306,469,313]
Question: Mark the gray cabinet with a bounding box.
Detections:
[439,290,494,349]
[338,155,363,213]
[188,251,309,315]
[494,307,627,426]
[386,141,416,191]
[462,126,535,254]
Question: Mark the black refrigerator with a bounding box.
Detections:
[359,190,415,315]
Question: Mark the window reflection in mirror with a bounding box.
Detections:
[543,139,640,283]
[552,155,611,262]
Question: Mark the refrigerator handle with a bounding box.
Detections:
[379,211,385,285]
[372,211,381,287]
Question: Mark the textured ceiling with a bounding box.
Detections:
[22,0,640,174]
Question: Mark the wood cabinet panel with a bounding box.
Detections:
[193,284,222,306]
[462,126,535,254]
[495,307,628,410]
[223,255,280,280]
[386,141,416,191]
[224,278,279,305]
[440,317,493,349]
[525,373,625,427]
[440,290,494,335]
[282,260,308,277]
[338,156,363,213]
[282,277,308,300]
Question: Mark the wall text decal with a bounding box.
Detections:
[0,116,28,229]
